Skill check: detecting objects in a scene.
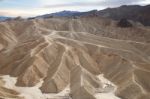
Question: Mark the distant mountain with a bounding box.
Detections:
[35,10,98,19]
[36,10,81,18]
[72,5,150,26]
[34,5,150,26]
[0,16,10,21]
[97,5,150,26]
[72,10,98,17]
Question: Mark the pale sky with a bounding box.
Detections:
[0,0,150,17]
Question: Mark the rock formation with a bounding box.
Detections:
[0,17,150,99]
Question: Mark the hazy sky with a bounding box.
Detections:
[0,0,150,17]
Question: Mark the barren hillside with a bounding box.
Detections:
[0,17,150,99]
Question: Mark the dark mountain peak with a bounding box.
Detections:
[98,4,150,26]
[60,10,79,13]
[88,9,98,12]
[120,5,141,8]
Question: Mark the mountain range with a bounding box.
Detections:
[35,5,150,26]
[98,5,150,26]
[2,5,150,26]
[0,16,10,21]
[36,10,81,18]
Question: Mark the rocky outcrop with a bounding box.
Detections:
[117,18,133,27]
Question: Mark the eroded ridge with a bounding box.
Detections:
[0,17,150,99]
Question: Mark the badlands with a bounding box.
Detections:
[0,17,150,99]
